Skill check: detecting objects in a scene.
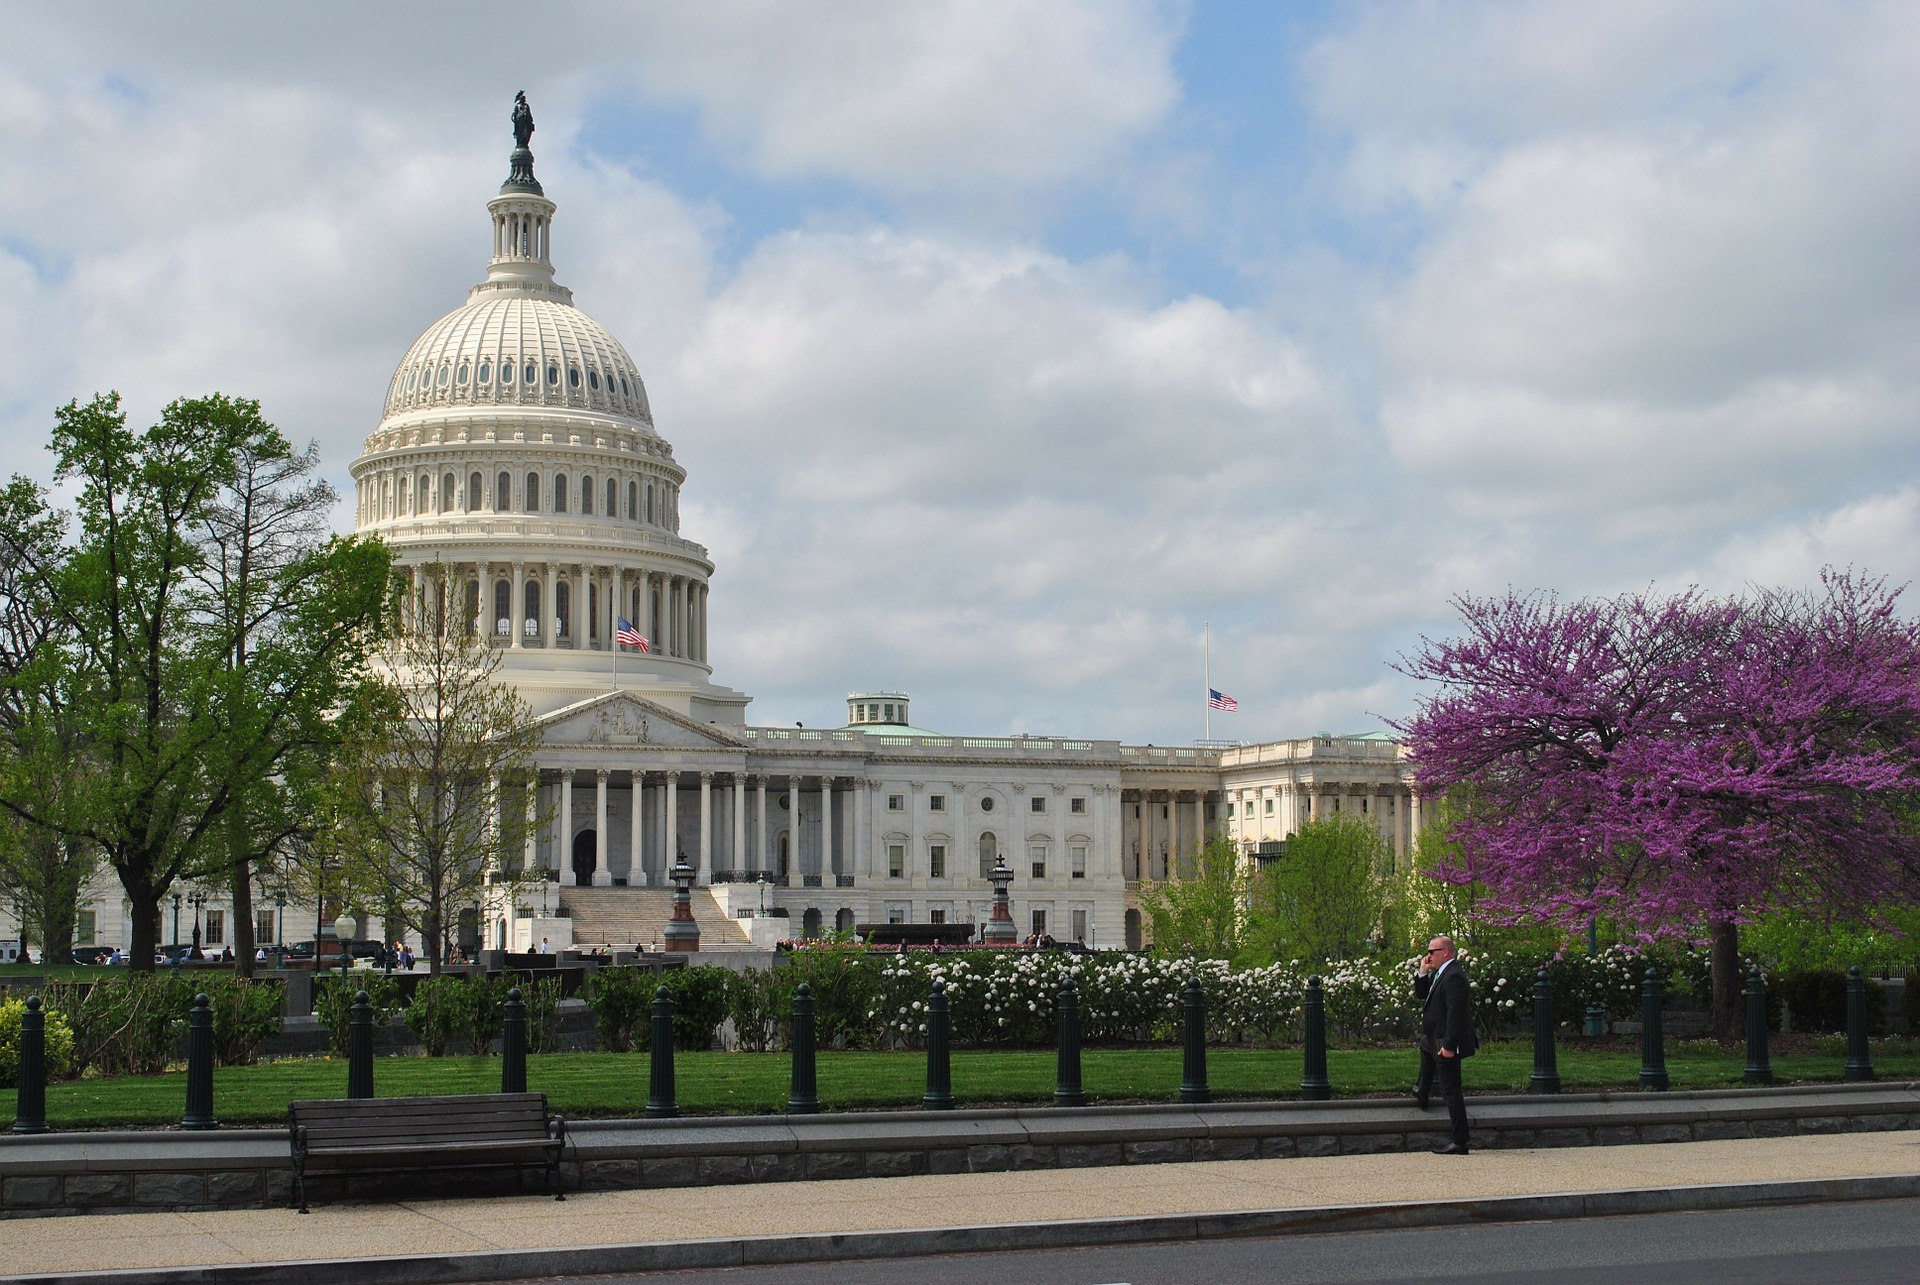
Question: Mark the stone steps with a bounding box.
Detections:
[559,886,752,949]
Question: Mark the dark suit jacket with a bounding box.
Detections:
[1414,962,1478,1058]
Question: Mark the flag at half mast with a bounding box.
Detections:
[1208,688,1238,712]
[616,617,649,651]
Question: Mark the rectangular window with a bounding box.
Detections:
[1030,909,1047,937]
[888,793,905,811]
[206,909,226,946]
[1361,797,1370,814]
[1070,843,1088,878]
[929,844,946,879]
[256,909,277,945]
[929,794,946,812]
[929,908,946,924]
[1030,795,1046,814]
[1265,798,1274,815]
[887,905,906,925]
[1070,797,1086,814]
[75,909,96,946]
[1071,908,1087,942]
[1030,844,1047,879]
[888,843,905,878]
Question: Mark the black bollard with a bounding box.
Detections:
[182,992,217,1130]
[1529,968,1560,1095]
[646,985,678,1118]
[1843,966,1875,1082]
[1054,976,1087,1108]
[922,979,954,1110]
[1300,975,1331,1101]
[347,990,375,1100]
[1639,967,1668,1091]
[11,995,48,1134]
[1180,975,1210,1104]
[501,986,528,1094]
[787,983,820,1114]
[1743,966,1771,1085]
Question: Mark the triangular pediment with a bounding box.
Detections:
[536,691,746,749]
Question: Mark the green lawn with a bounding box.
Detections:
[9,1039,1919,1129]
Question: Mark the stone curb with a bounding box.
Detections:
[6,1171,1920,1285]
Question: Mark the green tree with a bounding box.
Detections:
[0,392,390,971]
[333,565,543,972]
[1247,815,1389,965]
[1139,832,1248,959]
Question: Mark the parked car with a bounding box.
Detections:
[70,945,115,965]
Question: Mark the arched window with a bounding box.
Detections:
[440,473,454,512]
[494,580,511,636]
[525,472,540,512]
[495,471,510,512]
[523,580,540,637]
[645,484,654,524]
[416,475,429,513]
[627,480,637,520]
[580,476,593,515]
[554,581,570,637]
[467,472,481,511]
[588,582,598,640]
[978,831,999,877]
[553,473,568,513]
[606,477,617,517]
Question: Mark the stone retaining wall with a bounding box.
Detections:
[3,1082,1916,1217]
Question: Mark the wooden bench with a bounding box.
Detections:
[288,1093,566,1212]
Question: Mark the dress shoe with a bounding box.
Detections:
[1433,1141,1469,1156]
[1412,1090,1430,1110]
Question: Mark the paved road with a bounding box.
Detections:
[506,1197,1920,1284]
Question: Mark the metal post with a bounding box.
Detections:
[1844,965,1875,1082]
[1054,976,1087,1107]
[182,992,217,1129]
[922,979,954,1110]
[347,989,374,1100]
[10,995,48,1134]
[1180,975,1210,1104]
[646,985,678,1118]
[1743,966,1772,1085]
[1529,968,1560,1094]
[1639,967,1668,1091]
[1300,974,1331,1101]
[501,986,528,1094]
[787,982,820,1114]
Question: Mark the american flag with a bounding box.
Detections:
[615,617,649,651]
[1208,688,1238,712]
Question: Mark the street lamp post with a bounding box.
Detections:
[170,892,183,971]
[334,913,358,981]
[274,893,286,964]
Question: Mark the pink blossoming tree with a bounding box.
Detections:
[1399,571,1920,1035]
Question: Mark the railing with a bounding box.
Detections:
[709,870,783,885]
[802,875,824,888]
[739,729,1113,754]
[835,874,856,888]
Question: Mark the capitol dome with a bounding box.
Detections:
[349,99,751,726]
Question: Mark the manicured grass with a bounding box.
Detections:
[0,964,107,983]
[8,1039,1920,1129]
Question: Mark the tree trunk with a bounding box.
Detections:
[231,850,256,978]
[127,886,160,974]
[1709,919,1740,1040]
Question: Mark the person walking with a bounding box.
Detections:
[1413,934,1477,1155]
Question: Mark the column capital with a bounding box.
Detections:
[595,767,609,782]
[699,769,714,782]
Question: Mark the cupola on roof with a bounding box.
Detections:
[377,93,653,430]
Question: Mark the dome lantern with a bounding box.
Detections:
[485,92,560,295]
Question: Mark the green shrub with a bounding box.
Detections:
[0,998,76,1087]
[47,972,194,1076]
[314,974,402,1056]
[581,967,654,1052]
[661,966,732,1052]
[200,976,284,1066]
[1776,969,1888,1035]
[726,967,786,1052]
[404,975,468,1056]
[1903,973,1919,1035]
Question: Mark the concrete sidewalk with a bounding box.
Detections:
[5,1130,1918,1284]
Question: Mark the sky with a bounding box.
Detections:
[2,1,1916,743]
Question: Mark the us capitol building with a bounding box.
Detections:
[24,108,1422,961]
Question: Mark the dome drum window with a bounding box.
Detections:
[587,369,599,391]
[495,471,510,512]
[526,363,537,385]
[467,472,481,511]
[567,366,580,389]
[457,363,470,385]
[553,473,568,513]
[580,476,594,516]
[546,365,559,386]
[478,361,491,385]
[438,365,451,387]
[525,471,540,512]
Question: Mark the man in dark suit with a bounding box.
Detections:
[1413,935,1478,1154]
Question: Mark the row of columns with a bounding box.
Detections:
[526,768,862,886]
[1221,783,1425,867]
[357,467,679,533]
[1127,788,1226,881]
[398,561,708,662]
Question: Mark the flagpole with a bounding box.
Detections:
[1204,621,1211,744]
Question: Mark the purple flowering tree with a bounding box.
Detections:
[1399,571,1920,1035]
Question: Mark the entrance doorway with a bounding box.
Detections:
[572,829,597,884]
[802,907,822,938]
